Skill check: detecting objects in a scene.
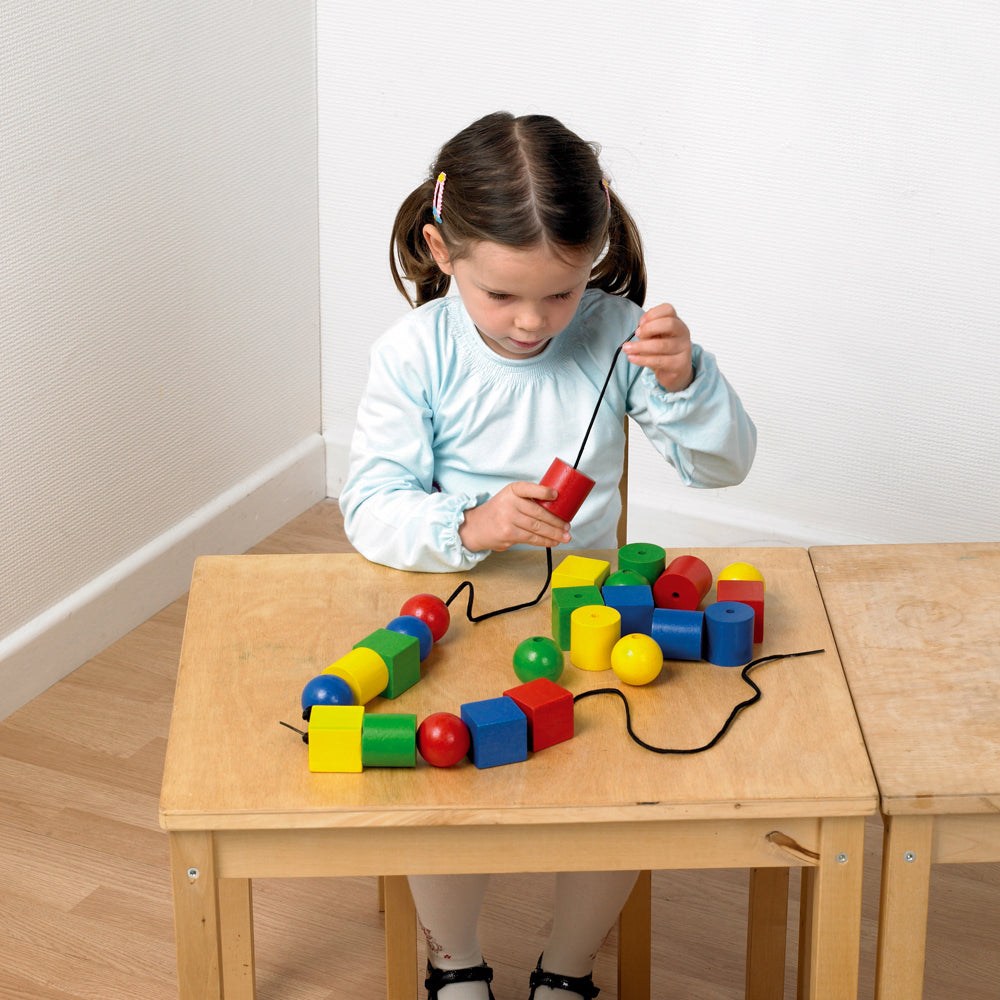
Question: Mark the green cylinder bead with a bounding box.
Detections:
[361,713,417,767]
[617,542,667,586]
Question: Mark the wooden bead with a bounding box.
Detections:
[361,713,417,767]
[537,457,595,522]
[417,712,471,767]
[650,608,705,661]
[307,704,364,772]
[551,585,604,651]
[718,561,766,591]
[503,678,574,751]
[461,696,528,769]
[353,628,420,699]
[704,601,755,667]
[323,647,389,705]
[551,554,611,590]
[653,555,713,611]
[716,579,764,643]
[601,584,654,636]
[610,634,664,686]
[617,542,667,586]
[570,604,622,671]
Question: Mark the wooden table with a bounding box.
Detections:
[811,543,1000,1000]
[160,547,876,999]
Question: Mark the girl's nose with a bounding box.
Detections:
[515,308,544,333]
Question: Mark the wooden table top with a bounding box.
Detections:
[159,548,876,832]
[811,542,1000,817]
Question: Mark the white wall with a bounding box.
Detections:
[320,1,1000,548]
[1,1,323,718]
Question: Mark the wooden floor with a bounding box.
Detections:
[1,499,997,1000]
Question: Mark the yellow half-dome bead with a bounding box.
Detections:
[717,561,765,592]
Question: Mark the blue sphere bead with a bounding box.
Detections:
[301,674,354,718]
[385,614,434,661]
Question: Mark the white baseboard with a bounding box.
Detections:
[324,429,351,498]
[0,434,327,721]
[626,495,868,549]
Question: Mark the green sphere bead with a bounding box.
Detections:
[605,569,648,587]
[513,636,565,683]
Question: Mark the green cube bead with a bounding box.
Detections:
[353,628,420,699]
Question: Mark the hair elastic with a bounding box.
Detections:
[602,177,611,214]
[432,172,447,224]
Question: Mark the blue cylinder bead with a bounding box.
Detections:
[650,608,704,661]
[704,601,755,667]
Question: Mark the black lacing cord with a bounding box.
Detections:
[444,334,632,623]
[572,648,825,754]
[444,547,553,622]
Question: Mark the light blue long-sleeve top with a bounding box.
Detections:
[339,289,756,572]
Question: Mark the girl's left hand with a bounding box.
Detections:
[622,303,694,392]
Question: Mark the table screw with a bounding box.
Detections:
[187,867,200,880]
[836,852,849,864]
[904,851,916,863]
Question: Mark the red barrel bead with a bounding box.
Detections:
[537,457,595,522]
[653,555,713,611]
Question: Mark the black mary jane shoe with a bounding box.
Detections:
[425,959,496,1000]
[527,955,600,999]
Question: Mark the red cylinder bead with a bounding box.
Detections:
[537,457,595,523]
[653,555,713,611]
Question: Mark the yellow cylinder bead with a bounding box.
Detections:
[717,561,766,592]
[323,647,389,704]
[570,605,621,671]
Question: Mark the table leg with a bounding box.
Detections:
[874,815,933,1000]
[384,875,418,1000]
[617,869,651,1000]
[169,831,223,1000]
[219,878,256,999]
[797,816,865,1000]
[746,867,789,1000]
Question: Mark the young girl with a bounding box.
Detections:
[340,112,756,999]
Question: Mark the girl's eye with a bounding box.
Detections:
[486,292,510,301]
[552,291,574,301]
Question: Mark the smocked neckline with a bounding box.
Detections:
[445,295,576,378]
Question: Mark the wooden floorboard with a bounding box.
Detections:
[0,499,996,999]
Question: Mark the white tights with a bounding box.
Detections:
[409,870,638,999]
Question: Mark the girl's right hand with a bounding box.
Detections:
[459,482,572,553]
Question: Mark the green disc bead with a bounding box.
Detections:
[512,636,565,683]
[617,542,667,586]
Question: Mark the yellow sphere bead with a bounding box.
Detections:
[610,633,664,686]
[717,561,765,592]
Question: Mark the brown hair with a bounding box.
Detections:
[390,112,647,308]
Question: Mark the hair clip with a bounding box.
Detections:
[602,177,611,214]
[432,172,447,224]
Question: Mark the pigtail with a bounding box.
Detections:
[589,188,647,307]
[390,181,451,307]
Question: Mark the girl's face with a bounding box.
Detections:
[423,228,594,359]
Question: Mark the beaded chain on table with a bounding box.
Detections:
[281,335,821,771]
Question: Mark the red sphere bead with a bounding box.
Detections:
[399,594,451,642]
[417,712,470,767]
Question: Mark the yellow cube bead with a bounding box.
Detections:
[308,705,365,772]
[551,555,611,591]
